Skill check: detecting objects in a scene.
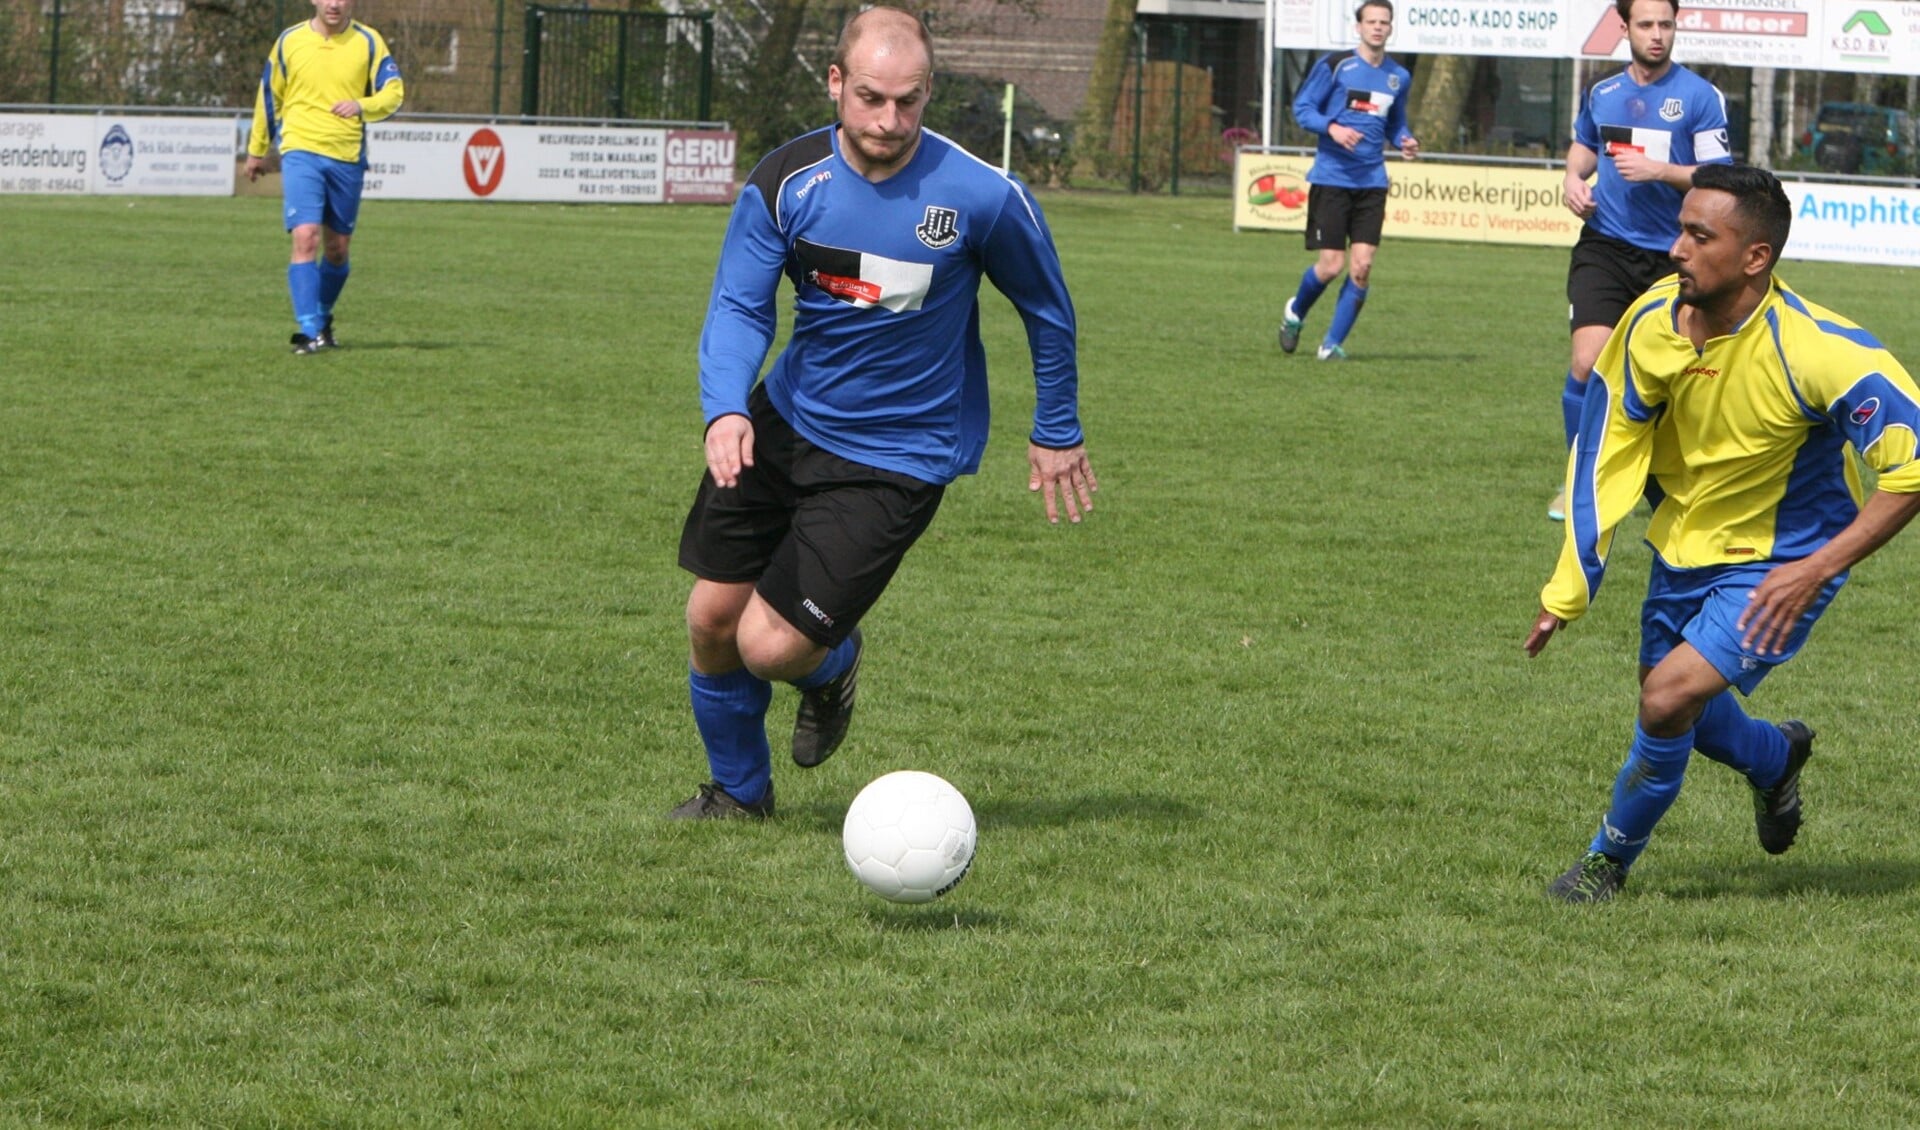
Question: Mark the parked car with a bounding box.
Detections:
[1799,102,1915,175]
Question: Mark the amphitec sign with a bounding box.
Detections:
[0,113,235,195]
[1269,0,1920,75]
[363,122,736,204]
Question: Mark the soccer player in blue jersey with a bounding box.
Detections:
[244,0,403,355]
[1525,165,1920,903]
[668,7,1098,819]
[1277,0,1419,362]
[1547,0,1728,519]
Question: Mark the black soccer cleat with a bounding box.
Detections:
[290,332,326,355]
[667,781,774,821]
[317,315,337,350]
[1547,851,1628,904]
[792,627,862,768]
[1754,720,1815,855]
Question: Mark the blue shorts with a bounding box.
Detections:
[1640,557,1845,695]
[280,150,365,234]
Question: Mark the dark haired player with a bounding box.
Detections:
[669,6,1098,819]
[1526,165,1920,902]
[1278,0,1419,362]
[1547,0,1729,519]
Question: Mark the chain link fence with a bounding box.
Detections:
[1,0,1265,192]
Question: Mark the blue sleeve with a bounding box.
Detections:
[1292,58,1335,136]
[1388,67,1413,146]
[698,184,788,426]
[980,180,1082,448]
[1573,83,1598,149]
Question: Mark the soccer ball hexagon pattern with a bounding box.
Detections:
[842,770,976,903]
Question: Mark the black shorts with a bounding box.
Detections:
[678,384,946,648]
[1567,225,1674,331]
[1305,185,1388,250]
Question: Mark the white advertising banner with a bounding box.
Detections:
[363,122,735,204]
[1,112,237,196]
[1784,180,1920,265]
[1271,0,1920,75]
[90,116,238,195]
[0,114,97,195]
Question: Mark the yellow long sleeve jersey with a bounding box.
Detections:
[1544,274,1920,623]
[248,20,404,165]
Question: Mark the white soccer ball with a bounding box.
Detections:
[842,770,976,903]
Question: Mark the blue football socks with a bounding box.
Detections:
[1290,265,1332,320]
[1562,371,1586,447]
[688,667,773,806]
[288,261,325,338]
[317,257,350,321]
[1589,724,1695,869]
[1323,279,1368,348]
[1691,690,1789,788]
[792,634,856,691]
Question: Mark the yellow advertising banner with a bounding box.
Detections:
[1234,151,1581,249]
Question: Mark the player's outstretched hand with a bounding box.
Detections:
[704,413,755,489]
[1736,558,1829,657]
[1523,607,1563,658]
[1028,443,1097,525]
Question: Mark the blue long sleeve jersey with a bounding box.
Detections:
[1290,51,1413,190]
[1543,275,1920,623]
[1573,63,1730,251]
[698,126,1082,486]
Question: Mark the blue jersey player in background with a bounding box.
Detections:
[1278,0,1419,362]
[1547,0,1728,519]
[669,6,1099,820]
[1526,166,1920,903]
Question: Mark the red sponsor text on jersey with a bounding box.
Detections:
[816,272,881,305]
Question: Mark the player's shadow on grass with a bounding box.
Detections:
[788,793,1199,836]
[330,341,462,352]
[861,905,1008,931]
[1664,858,1920,900]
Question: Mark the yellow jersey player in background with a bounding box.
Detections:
[1524,164,1920,903]
[245,0,403,355]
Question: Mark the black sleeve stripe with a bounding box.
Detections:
[745,128,836,227]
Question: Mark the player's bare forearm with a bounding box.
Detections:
[1738,489,1920,654]
[1027,442,1097,526]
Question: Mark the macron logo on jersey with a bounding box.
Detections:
[795,238,932,313]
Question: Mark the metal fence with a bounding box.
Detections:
[0,0,707,121]
[521,7,712,121]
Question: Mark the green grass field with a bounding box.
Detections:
[4,191,1920,1125]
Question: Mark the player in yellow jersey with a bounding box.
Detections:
[245,0,403,354]
[1524,164,1920,903]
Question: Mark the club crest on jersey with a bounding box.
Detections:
[1659,98,1684,122]
[1851,397,1882,426]
[916,205,960,249]
[1388,74,1401,91]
